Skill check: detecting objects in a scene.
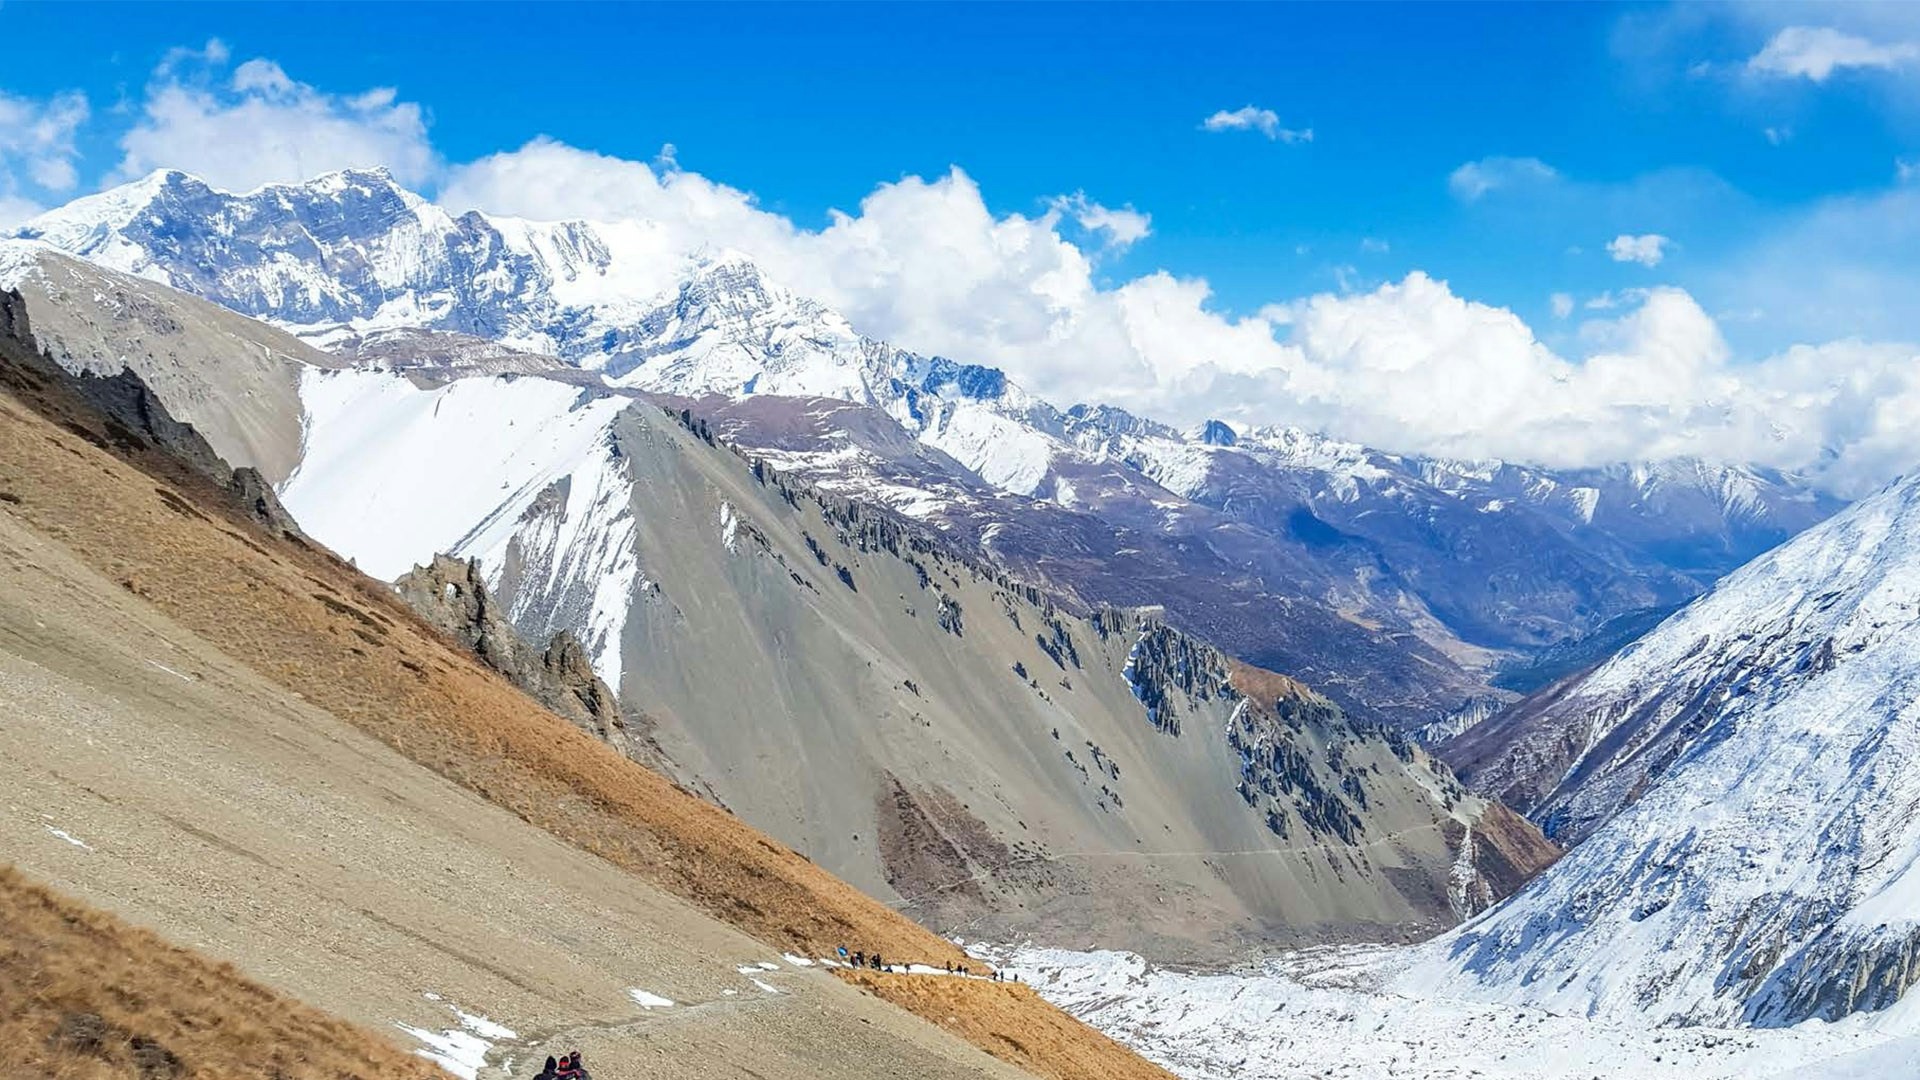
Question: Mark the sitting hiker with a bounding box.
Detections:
[534,1056,558,1080]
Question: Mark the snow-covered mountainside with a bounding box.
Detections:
[13,171,1841,729]
[1412,473,1920,1026]
[983,943,1915,1080]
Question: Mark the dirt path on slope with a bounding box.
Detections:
[0,509,1032,1080]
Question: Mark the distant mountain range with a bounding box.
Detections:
[12,168,1843,729]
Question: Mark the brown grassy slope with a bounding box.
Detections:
[1226,660,1320,708]
[1470,800,1563,898]
[0,352,1174,1080]
[836,969,1171,1080]
[0,865,446,1080]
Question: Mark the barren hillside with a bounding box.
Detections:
[0,297,1171,1080]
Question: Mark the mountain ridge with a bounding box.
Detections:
[10,172,1843,732]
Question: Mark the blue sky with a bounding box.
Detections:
[3,2,1920,487]
[2,3,1914,329]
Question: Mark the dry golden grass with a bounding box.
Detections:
[0,348,1176,1080]
[1227,659,1320,707]
[834,969,1173,1080]
[0,865,446,1080]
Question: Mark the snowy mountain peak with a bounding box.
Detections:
[1198,419,1239,447]
[1411,470,1920,1027]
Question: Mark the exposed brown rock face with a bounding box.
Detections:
[395,553,649,759]
[227,465,305,539]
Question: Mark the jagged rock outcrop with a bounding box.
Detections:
[1,288,306,543]
[227,466,304,539]
[395,553,645,759]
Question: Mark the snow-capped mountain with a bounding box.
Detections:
[1407,472,1920,1026]
[13,169,1841,729]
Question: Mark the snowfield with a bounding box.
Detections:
[985,944,1920,1080]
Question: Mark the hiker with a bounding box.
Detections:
[852,950,864,968]
[534,1056,558,1080]
[837,945,850,964]
[556,1051,589,1080]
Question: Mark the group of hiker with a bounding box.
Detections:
[833,946,1017,983]
[534,1052,590,1080]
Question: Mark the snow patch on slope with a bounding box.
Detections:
[282,368,640,685]
[283,369,628,579]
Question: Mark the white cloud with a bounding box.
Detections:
[1748,25,1920,82]
[0,194,43,231]
[1200,105,1312,143]
[1900,158,1919,183]
[116,47,435,191]
[0,89,89,226]
[1246,277,1920,494]
[1048,192,1151,251]
[1764,125,1792,145]
[23,51,1920,494]
[1448,156,1558,201]
[1608,233,1671,266]
[1359,237,1390,254]
[437,136,1920,492]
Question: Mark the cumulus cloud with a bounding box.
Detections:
[0,89,89,226]
[1048,192,1151,251]
[439,135,1920,492]
[1748,25,1919,81]
[116,42,435,191]
[1200,105,1312,143]
[1608,233,1671,266]
[1448,156,1558,201]
[1236,277,1920,495]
